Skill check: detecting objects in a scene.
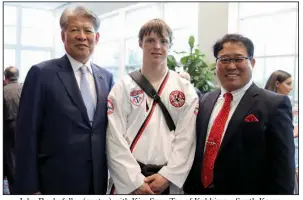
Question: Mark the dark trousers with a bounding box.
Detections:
[3,148,15,193]
[3,121,16,193]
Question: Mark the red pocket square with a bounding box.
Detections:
[244,114,259,122]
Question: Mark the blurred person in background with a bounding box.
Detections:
[265,70,297,137]
[265,69,298,194]
[3,66,22,193]
[14,6,114,194]
[265,70,293,96]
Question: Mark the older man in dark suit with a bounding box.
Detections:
[184,34,295,194]
[14,6,114,194]
[3,66,22,193]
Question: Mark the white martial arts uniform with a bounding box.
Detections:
[106,69,198,194]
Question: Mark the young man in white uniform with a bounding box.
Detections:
[106,19,198,194]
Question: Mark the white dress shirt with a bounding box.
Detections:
[66,53,97,107]
[204,80,253,151]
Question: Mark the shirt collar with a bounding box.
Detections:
[220,79,253,101]
[66,53,93,74]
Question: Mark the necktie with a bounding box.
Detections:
[79,65,95,124]
[201,92,233,188]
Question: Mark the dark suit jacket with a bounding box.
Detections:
[14,55,114,194]
[184,83,295,194]
[3,81,22,121]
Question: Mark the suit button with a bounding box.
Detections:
[92,132,95,136]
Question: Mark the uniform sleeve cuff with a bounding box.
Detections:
[133,173,146,192]
[120,173,145,194]
[158,167,183,188]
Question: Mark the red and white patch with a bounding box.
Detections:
[169,90,186,108]
[194,103,199,115]
[130,89,145,106]
[107,99,114,115]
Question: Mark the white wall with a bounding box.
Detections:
[198,2,229,63]
[54,2,137,17]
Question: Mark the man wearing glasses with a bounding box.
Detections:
[183,34,295,194]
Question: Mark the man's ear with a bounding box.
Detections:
[139,40,142,49]
[250,57,256,68]
[61,31,65,42]
[95,32,100,43]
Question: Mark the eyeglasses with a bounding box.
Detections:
[216,56,252,65]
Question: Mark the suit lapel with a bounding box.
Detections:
[199,90,221,155]
[91,64,107,127]
[57,55,90,124]
[218,83,260,154]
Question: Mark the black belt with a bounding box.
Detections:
[137,161,169,194]
[138,161,165,177]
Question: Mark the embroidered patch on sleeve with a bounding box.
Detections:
[130,89,145,106]
[107,99,114,115]
[169,90,186,108]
